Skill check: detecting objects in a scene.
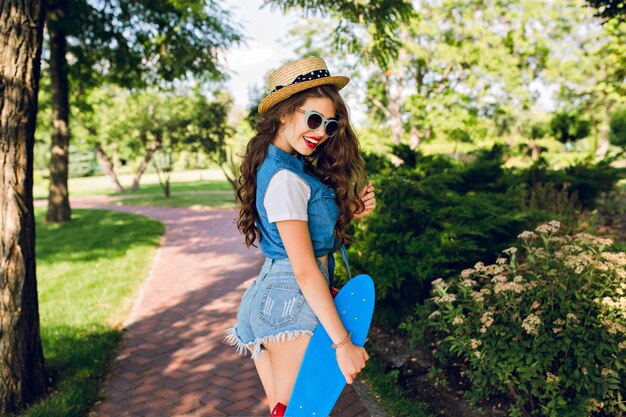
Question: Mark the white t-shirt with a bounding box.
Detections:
[264,169,311,223]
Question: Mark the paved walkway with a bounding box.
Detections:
[59,198,375,417]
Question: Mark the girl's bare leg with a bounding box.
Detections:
[253,348,275,412]
[265,334,311,406]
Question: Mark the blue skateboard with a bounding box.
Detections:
[285,274,375,416]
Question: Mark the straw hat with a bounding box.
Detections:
[257,57,349,116]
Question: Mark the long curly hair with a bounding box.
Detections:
[236,85,367,249]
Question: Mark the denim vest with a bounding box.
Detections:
[255,144,350,286]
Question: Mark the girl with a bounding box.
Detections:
[226,57,376,416]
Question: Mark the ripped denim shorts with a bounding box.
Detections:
[226,258,329,359]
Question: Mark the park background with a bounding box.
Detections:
[1,0,626,416]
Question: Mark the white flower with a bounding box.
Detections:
[494,282,525,294]
[480,312,494,329]
[518,231,537,240]
[460,279,477,288]
[460,268,475,279]
[491,274,507,283]
[522,313,542,336]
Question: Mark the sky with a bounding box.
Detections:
[221,0,299,110]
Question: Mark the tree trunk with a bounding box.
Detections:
[0,1,48,414]
[531,142,541,159]
[45,0,71,223]
[409,125,431,149]
[164,179,171,198]
[95,143,124,192]
[131,142,161,192]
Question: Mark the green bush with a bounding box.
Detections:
[362,151,394,176]
[514,157,625,210]
[550,110,591,144]
[350,146,624,328]
[609,106,626,148]
[346,172,538,327]
[419,221,626,416]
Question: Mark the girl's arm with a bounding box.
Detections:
[276,220,369,384]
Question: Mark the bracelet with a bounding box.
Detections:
[331,332,352,349]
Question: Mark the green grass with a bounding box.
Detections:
[15,208,164,417]
[115,190,236,209]
[33,168,230,199]
[34,168,237,209]
[361,360,434,417]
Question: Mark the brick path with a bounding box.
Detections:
[65,199,375,417]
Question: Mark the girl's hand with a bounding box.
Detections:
[336,342,369,384]
[353,181,376,219]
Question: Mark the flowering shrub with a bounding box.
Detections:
[425,221,626,416]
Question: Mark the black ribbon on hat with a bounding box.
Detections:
[270,69,331,93]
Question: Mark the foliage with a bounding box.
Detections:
[513,157,626,209]
[586,0,626,23]
[549,110,592,144]
[80,85,233,192]
[348,144,625,328]
[286,0,626,159]
[546,15,626,156]
[609,105,626,147]
[265,0,415,68]
[418,221,626,416]
[513,181,582,219]
[345,147,543,327]
[49,0,241,90]
[362,151,394,176]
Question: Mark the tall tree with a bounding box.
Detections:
[546,13,626,159]
[46,0,71,222]
[288,0,565,149]
[266,0,415,68]
[0,0,48,414]
[44,0,241,222]
[86,86,233,195]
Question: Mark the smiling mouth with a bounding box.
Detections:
[303,136,320,149]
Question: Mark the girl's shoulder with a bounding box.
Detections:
[270,169,309,187]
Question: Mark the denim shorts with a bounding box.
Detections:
[226,258,330,359]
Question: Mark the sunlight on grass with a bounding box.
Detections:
[34,168,229,199]
[114,190,236,209]
[16,208,164,417]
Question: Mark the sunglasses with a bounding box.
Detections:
[296,108,339,137]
